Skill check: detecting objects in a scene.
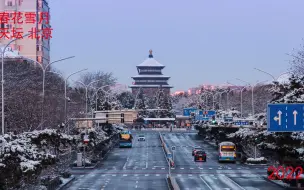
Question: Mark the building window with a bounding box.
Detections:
[17,45,23,51]
[36,45,42,51]
[5,0,13,6]
[37,56,42,63]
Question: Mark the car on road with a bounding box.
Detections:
[194,150,207,162]
[192,147,203,156]
[138,135,145,141]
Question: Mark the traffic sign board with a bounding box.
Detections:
[224,116,233,122]
[267,103,304,132]
[234,121,249,126]
[183,108,197,116]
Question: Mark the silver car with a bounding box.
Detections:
[138,135,145,141]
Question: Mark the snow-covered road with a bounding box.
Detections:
[63,131,286,190]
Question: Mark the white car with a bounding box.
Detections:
[138,135,145,141]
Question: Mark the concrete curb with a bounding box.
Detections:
[57,175,75,190]
[166,176,173,190]
[262,176,304,189]
[168,176,180,190]
[71,163,98,169]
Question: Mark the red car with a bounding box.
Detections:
[194,150,207,162]
[192,147,203,156]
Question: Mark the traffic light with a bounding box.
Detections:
[198,105,202,109]
[211,116,216,124]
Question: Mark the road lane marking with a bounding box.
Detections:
[156,174,160,176]
[190,168,194,169]
[181,168,184,169]
[161,168,165,169]
[199,176,213,190]
[112,175,116,176]
[209,168,213,170]
[123,174,128,176]
[222,176,246,190]
[145,174,149,176]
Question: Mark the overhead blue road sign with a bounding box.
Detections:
[234,121,249,126]
[183,108,197,116]
[205,110,216,117]
[267,103,304,132]
[195,115,210,121]
[224,117,233,122]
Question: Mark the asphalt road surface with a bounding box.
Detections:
[64,130,169,190]
[64,130,286,190]
[163,132,286,190]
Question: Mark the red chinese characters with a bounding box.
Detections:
[267,166,303,180]
[0,11,52,40]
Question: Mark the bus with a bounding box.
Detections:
[218,141,236,162]
[119,130,133,148]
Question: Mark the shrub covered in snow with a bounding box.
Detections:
[0,129,75,189]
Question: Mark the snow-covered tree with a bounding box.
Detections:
[134,88,146,117]
[290,40,304,76]
[117,91,135,109]
[155,89,174,118]
[271,74,304,103]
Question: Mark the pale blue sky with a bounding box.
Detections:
[49,0,304,91]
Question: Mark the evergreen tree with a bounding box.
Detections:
[117,91,135,109]
[134,88,146,116]
[271,74,304,103]
[155,89,174,117]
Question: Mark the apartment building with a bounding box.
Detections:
[0,0,50,65]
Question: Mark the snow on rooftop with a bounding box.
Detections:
[0,46,21,58]
[137,57,164,67]
[132,75,170,78]
[137,50,164,67]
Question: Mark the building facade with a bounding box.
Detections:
[129,50,173,97]
[0,0,51,65]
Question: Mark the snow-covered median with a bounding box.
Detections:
[246,157,267,164]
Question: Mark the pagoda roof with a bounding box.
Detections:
[132,75,170,78]
[129,84,173,88]
[136,49,164,67]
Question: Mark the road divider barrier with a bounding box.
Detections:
[159,133,175,168]
[168,176,180,190]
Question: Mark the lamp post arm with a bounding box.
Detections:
[46,56,76,70]
[254,68,276,81]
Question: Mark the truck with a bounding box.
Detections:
[119,130,133,148]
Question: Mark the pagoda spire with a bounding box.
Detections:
[149,49,153,58]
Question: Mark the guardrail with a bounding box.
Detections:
[200,124,267,129]
[168,176,180,190]
[159,133,175,168]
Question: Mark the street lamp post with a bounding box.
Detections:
[76,80,103,116]
[64,69,88,128]
[225,86,242,111]
[1,32,34,135]
[236,78,255,117]
[254,68,292,84]
[227,81,247,117]
[201,91,214,110]
[92,85,111,111]
[21,56,75,129]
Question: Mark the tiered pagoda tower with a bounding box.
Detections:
[129,50,173,97]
